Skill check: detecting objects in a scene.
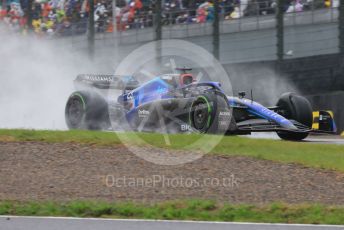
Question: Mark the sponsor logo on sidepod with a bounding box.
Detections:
[138,109,150,118]
[181,124,192,132]
[219,111,231,116]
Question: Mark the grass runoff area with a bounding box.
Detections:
[0,200,344,225]
[1,130,344,224]
[0,129,343,172]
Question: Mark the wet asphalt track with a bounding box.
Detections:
[305,137,344,145]
[248,133,344,145]
[0,217,343,230]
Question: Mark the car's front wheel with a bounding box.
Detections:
[276,92,313,141]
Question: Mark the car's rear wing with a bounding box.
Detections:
[74,74,140,91]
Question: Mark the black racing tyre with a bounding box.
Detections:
[189,93,232,134]
[276,92,313,141]
[65,91,110,130]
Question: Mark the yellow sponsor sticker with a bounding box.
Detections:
[312,111,320,130]
[313,111,320,118]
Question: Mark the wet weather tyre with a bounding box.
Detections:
[276,92,313,141]
[65,91,110,130]
[189,94,231,134]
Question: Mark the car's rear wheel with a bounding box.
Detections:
[65,91,110,130]
[276,92,313,141]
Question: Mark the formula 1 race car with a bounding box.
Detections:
[65,69,337,141]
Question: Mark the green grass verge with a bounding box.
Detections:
[0,200,344,225]
[0,129,344,172]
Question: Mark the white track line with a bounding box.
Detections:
[1,216,343,228]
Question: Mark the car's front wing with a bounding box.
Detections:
[233,119,336,134]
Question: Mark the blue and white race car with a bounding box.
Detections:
[65,69,337,141]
